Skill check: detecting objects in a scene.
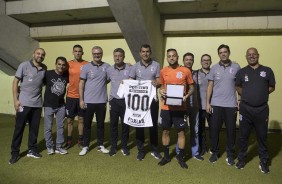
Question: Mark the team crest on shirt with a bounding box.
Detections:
[28,72,33,82]
[176,72,183,79]
[151,67,155,72]
[89,71,95,78]
[244,74,249,82]
[51,78,66,96]
[229,68,234,74]
[124,70,129,76]
[260,71,266,77]
[215,72,220,80]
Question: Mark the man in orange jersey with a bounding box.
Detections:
[64,45,88,149]
[158,49,194,169]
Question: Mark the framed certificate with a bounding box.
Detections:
[165,84,184,106]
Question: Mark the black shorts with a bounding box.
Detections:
[65,97,85,119]
[159,110,188,129]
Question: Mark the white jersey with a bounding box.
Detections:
[117,80,156,127]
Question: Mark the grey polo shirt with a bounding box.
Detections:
[207,61,241,107]
[129,60,160,80]
[107,63,131,100]
[194,69,209,110]
[80,61,110,103]
[15,60,47,107]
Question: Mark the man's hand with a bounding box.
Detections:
[80,100,87,109]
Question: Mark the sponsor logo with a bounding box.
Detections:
[260,71,266,77]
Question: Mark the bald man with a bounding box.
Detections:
[235,48,275,174]
[9,48,47,164]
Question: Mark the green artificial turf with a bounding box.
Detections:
[0,113,281,184]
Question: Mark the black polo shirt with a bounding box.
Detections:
[235,65,275,107]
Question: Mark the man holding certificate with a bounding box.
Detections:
[158,48,194,169]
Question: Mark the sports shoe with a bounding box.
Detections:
[27,150,42,158]
[79,147,89,156]
[64,141,72,150]
[137,151,145,161]
[9,155,20,164]
[55,147,68,155]
[158,157,171,166]
[226,157,235,166]
[151,151,162,159]
[97,145,109,154]
[193,154,204,161]
[209,154,218,163]
[200,149,207,156]
[109,148,117,157]
[47,147,55,155]
[77,140,84,149]
[259,161,270,174]
[176,155,188,169]
[121,148,130,156]
[236,160,245,170]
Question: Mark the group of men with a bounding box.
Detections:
[9,44,275,174]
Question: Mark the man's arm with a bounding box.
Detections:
[206,80,214,114]
[79,79,86,109]
[269,86,275,94]
[12,77,20,111]
[183,84,194,102]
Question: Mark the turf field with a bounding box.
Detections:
[0,114,281,184]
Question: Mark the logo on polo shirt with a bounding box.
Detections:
[124,70,129,76]
[176,72,183,79]
[260,71,266,77]
[229,68,234,74]
[151,67,155,72]
[244,74,249,82]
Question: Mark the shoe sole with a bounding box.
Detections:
[193,157,204,161]
[236,166,244,170]
[55,150,68,155]
[121,150,129,156]
[150,152,161,160]
[47,152,55,155]
[27,154,41,159]
[259,165,269,174]
[225,158,235,166]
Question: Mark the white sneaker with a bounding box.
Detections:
[55,147,68,155]
[47,148,54,155]
[79,147,89,156]
[98,145,109,154]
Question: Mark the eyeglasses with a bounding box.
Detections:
[92,53,102,55]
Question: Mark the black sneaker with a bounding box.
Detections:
[121,148,130,156]
[193,154,204,161]
[176,155,188,169]
[259,161,270,174]
[64,141,72,150]
[226,157,235,166]
[9,155,20,164]
[209,154,218,163]
[236,160,245,170]
[158,157,171,166]
[109,148,117,157]
[137,151,145,161]
[27,150,42,158]
[151,151,162,159]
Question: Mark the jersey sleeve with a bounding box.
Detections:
[207,66,215,81]
[187,69,194,85]
[80,65,87,80]
[15,62,24,79]
[155,63,161,78]
[129,64,137,79]
[235,69,243,86]
[159,69,164,85]
[268,67,276,87]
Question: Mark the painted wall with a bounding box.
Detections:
[0,36,281,130]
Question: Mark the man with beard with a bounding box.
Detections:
[9,48,47,164]
[158,48,194,169]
